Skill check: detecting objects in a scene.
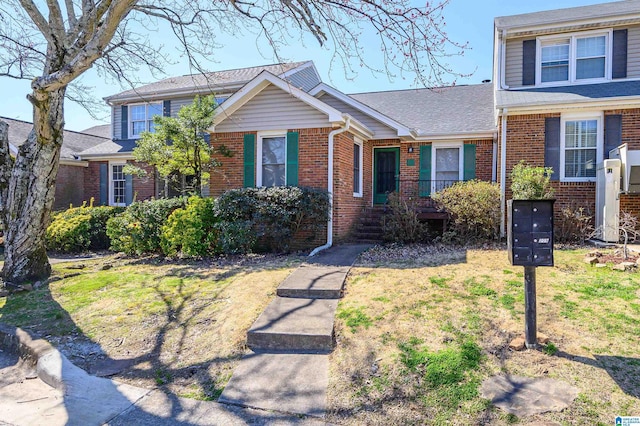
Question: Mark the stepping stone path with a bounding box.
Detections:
[219,244,370,418]
[480,375,579,417]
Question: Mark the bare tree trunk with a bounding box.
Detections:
[1,88,65,283]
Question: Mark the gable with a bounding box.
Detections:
[317,93,398,139]
[215,84,330,132]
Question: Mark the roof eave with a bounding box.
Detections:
[496,14,640,36]
[413,131,497,141]
[497,95,640,112]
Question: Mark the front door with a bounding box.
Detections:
[373,147,400,204]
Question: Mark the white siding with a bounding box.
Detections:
[170,98,193,116]
[505,38,524,88]
[627,25,640,78]
[317,94,398,139]
[216,84,330,132]
[113,106,122,139]
[286,66,321,92]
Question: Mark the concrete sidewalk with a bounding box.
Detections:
[219,244,370,418]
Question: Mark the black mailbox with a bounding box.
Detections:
[507,199,555,267]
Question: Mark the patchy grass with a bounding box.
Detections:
[328,246,640,425]
[0,253,298,400]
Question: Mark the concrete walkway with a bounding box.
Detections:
[219,244,370,418]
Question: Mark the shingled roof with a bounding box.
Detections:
[496,80,640,109]
[349,83,496,137]
[105,62,310,102]
[495,0,640,30]
[1,117,109,160]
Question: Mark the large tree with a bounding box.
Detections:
[0,0,466,285]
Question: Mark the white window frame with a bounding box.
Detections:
[128,102,163,139]
[536,29,612,87]
[109,161,127,207]
[353,137,363,197]
[431,141,463,194]
[560,112,603,182]
[256,130,287,187]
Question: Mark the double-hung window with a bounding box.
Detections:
[432,143,463,193]
[537,31,610,85]
[560,114,602,181]
[129,102,163,138]
[110,163,126,206]
[353,138,363,197]
[259,133,286,187]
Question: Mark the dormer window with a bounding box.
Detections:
[536,30,611,86]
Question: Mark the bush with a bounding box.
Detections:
[382,192,429,243]
[510,161,554,200]
[161,197,218,257]
[107,197,187,255]
[46,202,123,253]
[215,186,329,252]
[555,202,594,243]
[431,180,501,242]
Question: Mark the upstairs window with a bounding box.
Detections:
[129,103,163,138]
[537,31,610,85]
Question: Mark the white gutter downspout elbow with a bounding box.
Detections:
[500,108,508,238]
[310,115,352,256]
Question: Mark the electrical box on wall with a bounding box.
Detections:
[507,200,555,267]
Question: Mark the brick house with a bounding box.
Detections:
[494,0,640,235]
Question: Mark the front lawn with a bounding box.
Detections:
[328,245,640,425]
[0,253,299,400]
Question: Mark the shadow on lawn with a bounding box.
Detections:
[0,256,302,424]
[558,351,640,398]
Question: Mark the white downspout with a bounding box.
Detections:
[500,109,508,237]
[310,115,352,256]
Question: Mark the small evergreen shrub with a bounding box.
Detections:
[215,187,329,252]
[431,180,501,242]
[107,197,187,255]
[382,192,429,243]
[510,161,554,200]
[161,196,218,257]
[46,202,123,253]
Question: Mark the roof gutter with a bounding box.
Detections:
[310,115,352,257]
[500,108,508,238]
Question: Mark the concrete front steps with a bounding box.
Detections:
[219,244,370,418]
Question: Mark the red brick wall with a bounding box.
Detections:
[84,160,157,206]
[54,164,86,210]
[620,194,640,218]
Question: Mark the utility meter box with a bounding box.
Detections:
[507,199,555,267]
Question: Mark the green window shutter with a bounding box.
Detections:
[243,134,256,187]
[419,145,432,197]
[99,163,108,205]
[463,144,476,181]
[286,131,299,186]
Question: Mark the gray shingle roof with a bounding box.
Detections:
[81,124,111,139]
[349,83,496,136]
[78,139,137,156]
[1,117,109,159]
[496,80,640,108]
[495,0,640,30]
[106,62,309,102]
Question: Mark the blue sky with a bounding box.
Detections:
[0,0,617,131]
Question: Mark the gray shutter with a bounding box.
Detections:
[99,163,108,205]
[125,174,134,205]
[613,29,628,79]
[120,105,128,140]
[605,115,622,159]
[544,117,561,181]
[163,100,171,117]
[522,40,536,86]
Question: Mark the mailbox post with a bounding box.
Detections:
[507,199,555,349]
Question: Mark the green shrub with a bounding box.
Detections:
[510,161,554,200]
[161,197,218,257]
[431,180,500,242]
[382,192,429,243]
[106,197,187,255]
[46,202,123,253]
[215,187,329,252]
[213,220,256,254]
